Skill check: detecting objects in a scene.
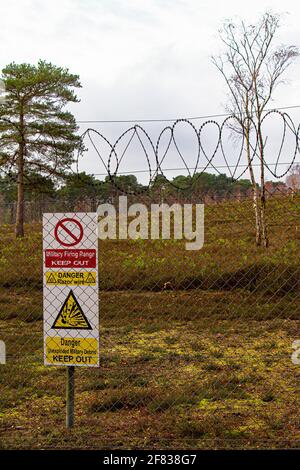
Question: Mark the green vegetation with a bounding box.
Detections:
[0,317,299,449]
[0,194,299,449]
[0,61,82,237]
[0,170,253,207]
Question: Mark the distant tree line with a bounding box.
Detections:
[0,170,256,206]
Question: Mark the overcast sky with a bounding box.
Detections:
[1,0,300,183]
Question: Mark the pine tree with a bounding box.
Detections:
[0,60,82,236]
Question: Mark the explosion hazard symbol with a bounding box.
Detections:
[52,290,92,330]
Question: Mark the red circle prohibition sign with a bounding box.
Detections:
[54,218,84,247]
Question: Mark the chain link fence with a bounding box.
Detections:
[0,186,299,449]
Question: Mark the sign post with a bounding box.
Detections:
[43,213,99,428]
[66,366,75,429]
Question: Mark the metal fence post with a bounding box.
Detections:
[66,366,75,429]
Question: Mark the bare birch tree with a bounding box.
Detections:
[212,12,299,247]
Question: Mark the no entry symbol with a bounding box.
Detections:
[54,218,84,247]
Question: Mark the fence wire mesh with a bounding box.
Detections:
[0,113,300,449]
[0,189,299,450]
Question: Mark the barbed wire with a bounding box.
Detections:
[75,111,300,194]
[1,110,299,197]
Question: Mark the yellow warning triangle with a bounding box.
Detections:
[47,273,56,284]
[85,272,96,284]
[52,290,92,330]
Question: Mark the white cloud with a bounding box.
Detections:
[0,0,299,181]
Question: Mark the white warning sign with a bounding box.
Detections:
[43,213,99,367]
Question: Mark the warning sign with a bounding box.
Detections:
[52,290,92,329]
[45,337,98,365]
[43,213,99,367]
[46,271,96,286]
[45,249,96,268]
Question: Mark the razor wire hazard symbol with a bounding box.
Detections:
[43,212,99,367]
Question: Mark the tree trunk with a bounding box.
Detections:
[245,123,262,246]
[15,107,25,238]
[260,188,268,248]
[254,187,262,246]
[257,121,268,248]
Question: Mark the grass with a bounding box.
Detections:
[0,317,300,449]
[0,195,299,294]
[0,194,299,449]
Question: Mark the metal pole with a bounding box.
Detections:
[66,365,75,428]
